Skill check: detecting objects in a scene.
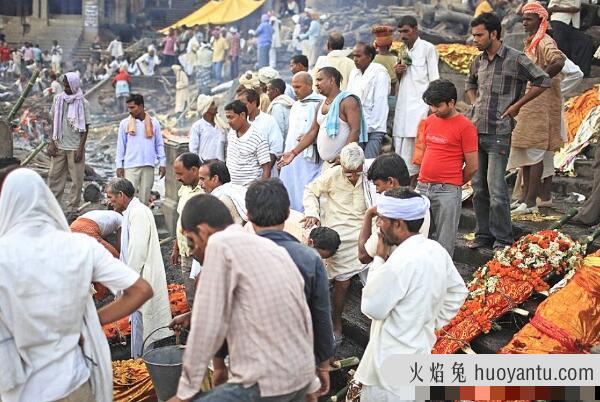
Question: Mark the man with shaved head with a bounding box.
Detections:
[279,71,324,211]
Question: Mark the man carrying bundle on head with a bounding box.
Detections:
[355,187,468,401]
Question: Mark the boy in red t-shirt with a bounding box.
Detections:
[416,79,478,257]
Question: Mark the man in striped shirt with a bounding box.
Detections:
[224,100,271,186]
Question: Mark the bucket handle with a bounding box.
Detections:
[141,325,171,354]
[141,325,188,354]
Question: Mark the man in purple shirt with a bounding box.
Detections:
[116,94,166,205]
[255,14,273,68]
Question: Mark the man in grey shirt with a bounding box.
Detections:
[47,72,91,212]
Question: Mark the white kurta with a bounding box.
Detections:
[355,235,467,396]
[347,62,391,133]
[279,93,323,211]
[393,38,439,138]
[120,198,173,346]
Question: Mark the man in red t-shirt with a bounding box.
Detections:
[416,79,478,257]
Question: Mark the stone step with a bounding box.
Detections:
[572,158,595,179]
[552,175,593,197]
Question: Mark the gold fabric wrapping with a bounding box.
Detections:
[113,359,157,402]
[435,44,480,75]
[499,252,600,354]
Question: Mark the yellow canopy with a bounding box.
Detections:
[160,0,265,33]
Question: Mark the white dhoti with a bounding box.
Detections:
[394,137,419,176]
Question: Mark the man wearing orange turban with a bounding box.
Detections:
[372,25,398,92]
[508,1,566,215]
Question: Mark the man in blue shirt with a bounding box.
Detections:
[246,178,334,400]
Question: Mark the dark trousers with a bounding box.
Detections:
[550,20,594,77]
[471,135,513,247]
[230,56,239,81]
[194,383,310,402]
[575,145,600,225]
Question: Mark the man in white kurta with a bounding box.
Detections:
[303,143,371,343]
[280,72,324,211]
[106,178,173,358]
[347,43,391,158]
[393,16,439,178]
[355,188,467,401]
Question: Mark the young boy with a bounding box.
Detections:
[308,226,341,260]
[416,79,478,257]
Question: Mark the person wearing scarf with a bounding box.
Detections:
[47,71,90,212]
[0,168,152,402]
[189,94,228,161]
[354,186,467,401]
[508,1,566,215]
[278,66,368,172]
[115,93,166,205]
[279,71,324,211]
[106,177,173,358]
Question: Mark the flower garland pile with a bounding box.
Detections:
[433,230,584,354]
[103,284,190,342]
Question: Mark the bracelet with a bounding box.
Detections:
[316,367,329,372]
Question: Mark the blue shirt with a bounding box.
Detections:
[299,20,321,43]
[257,230,334,364]
[116,116,166,169]
[255,21,273,47]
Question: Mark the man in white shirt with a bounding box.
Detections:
[393,15,439,183]
[548,0,594,76]
[313,32,355,90]
[224,100,272,186]
[189,94,226,161]
[355,187,467,401]
[107,37,124,59]
[106,178,173,358]
[266,78,294,137]
[236,88,284,174]
[347,42,391,158]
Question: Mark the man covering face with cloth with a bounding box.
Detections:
[355,187,468,401]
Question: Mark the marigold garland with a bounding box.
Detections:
[433,230,584,354]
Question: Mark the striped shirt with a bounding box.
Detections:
[226,126,271,186]
[465,43,550,137]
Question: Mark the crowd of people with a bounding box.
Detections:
[0,1,598,401]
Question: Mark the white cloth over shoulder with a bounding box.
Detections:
[121,197,173,346]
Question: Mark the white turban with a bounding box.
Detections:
[377,194,430,221]
[258,66,279,84]
[197,94,214,115]
[239,70,261,89]
[340,142,364,170]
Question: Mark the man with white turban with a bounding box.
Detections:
[355,187,467,402]
[303,142,372,348]
[258,66,279,111]
[172,64,190,114]
[189,94,227,161]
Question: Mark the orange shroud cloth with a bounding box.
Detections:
[113,359,157,402]
[499,252,600,354]
[104,284,190,341]
[70,217,119,300]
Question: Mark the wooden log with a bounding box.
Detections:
[434,9,473,26]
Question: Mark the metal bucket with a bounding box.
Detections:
[142,326,185,401]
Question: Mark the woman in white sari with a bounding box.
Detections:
[0,168,152,402]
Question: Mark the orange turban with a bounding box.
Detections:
[372,25,394,48]
[522,1,549,55]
